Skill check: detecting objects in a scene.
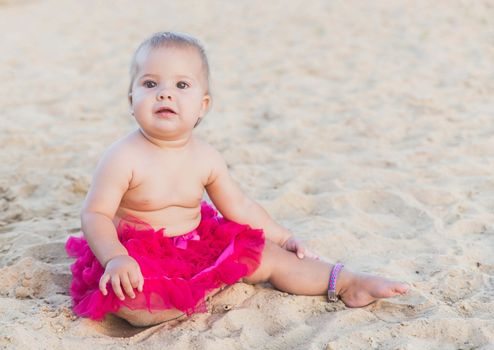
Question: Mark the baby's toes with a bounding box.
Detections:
[382,281,408,297]
[394,283,409,295]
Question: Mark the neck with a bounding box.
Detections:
[138,129,193,149]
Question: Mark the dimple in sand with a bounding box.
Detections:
[66,31,408,327]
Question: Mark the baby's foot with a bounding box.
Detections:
[336,269,409,308]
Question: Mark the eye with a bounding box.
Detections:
[143,80,157,88]
[176,81,189,89]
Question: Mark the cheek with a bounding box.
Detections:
[185,91,206,105]
[132,91,153,106]
[131,100,150,118]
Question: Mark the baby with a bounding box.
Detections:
[66,32,408,327]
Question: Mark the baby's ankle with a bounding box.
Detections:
[335,267,353,297]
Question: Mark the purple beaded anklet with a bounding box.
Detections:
[327,263,344,302]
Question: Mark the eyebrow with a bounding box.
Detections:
[137,73,196,81]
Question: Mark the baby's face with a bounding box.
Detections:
[130,46,210,140]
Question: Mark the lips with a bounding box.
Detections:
[155,106,177,116]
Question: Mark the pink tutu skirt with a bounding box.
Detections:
[65,202,265,321]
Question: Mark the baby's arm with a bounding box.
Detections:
[82,147,130,265]
[205,146,298,249]
[81,145,143,299]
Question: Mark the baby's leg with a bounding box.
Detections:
[115,307,184,327]
[243,240,408,307]
[114,287,224,327]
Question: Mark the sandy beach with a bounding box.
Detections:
[1,0,493,349]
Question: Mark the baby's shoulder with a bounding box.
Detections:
[191,137,229,182]
[192,137,225,164]
[97,131,142,166]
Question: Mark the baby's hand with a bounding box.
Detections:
[281,236,319,260]
[99,255,144,300]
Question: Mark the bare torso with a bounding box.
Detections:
[112,130,211,236]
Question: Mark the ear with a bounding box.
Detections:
[198,94,211,118]
[128,93,135,116]
[194,95,211,128]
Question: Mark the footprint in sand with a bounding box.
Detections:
[433,268,484,304]
[25,242,71,264]
[0,257,70,299]
[209,307,268,341]
[411,188,457,207]
[370,289,436,322]
[335,190,433,237]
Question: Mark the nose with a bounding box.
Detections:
[157,88,173,101]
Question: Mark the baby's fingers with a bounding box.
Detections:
[99,273,110,296]
[137,271,144,293]
[296,245,306,259]
[128,270,144,294]
[128,266,144,293]
[138,277,144,293]
[121,274,136,299]
[128,270,140,290]
[111,275,125,301]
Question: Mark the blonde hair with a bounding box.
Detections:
[128,31,211,103]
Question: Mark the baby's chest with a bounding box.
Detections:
[123,168,206,209]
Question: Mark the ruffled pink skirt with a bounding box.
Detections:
[65,202,265,321]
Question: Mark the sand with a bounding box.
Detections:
[0,0,493,349]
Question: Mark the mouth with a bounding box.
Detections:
[155,106,177,116]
